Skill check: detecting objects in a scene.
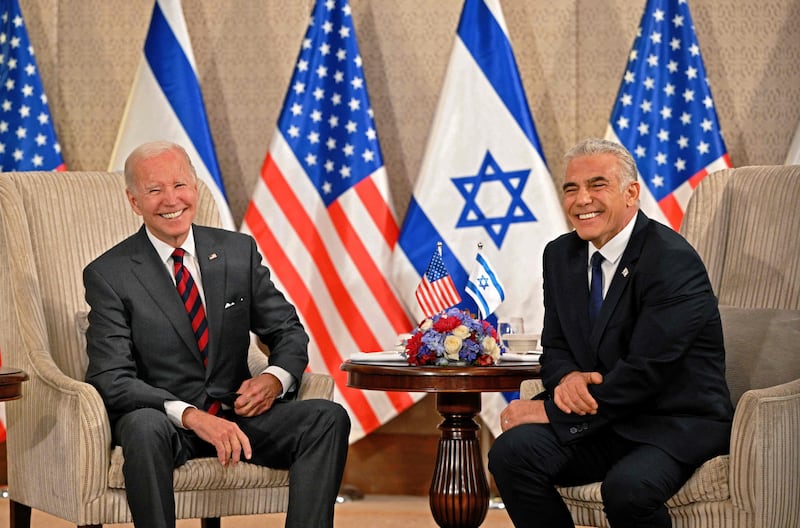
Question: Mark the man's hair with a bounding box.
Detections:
[564,138,638,187]
[124,141,197,191]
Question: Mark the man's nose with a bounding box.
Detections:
[576,185,592,204]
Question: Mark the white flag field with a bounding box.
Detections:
[108,0,235,230]
[393,0,567,436]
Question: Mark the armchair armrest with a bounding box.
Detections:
[520,378,545,400]
[728,377,800,524]
[8,346,111,515]
[247,342,334,401]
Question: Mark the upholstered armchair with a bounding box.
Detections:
[520,165,800,528]
[0,171,334,527]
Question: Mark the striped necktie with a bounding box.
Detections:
[172,248,220,415]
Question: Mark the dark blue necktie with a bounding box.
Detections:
[589,251,604,325]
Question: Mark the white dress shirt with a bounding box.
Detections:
[587,213,637,299]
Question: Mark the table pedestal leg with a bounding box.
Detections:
[429,392,489,528]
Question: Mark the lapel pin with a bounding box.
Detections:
[209,253,218,261]
[621,267,629,277]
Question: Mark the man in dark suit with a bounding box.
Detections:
[84,141,350,528]
[488,138,733,528]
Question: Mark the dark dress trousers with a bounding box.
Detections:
[489,212,733,528]
[84,225,349,528]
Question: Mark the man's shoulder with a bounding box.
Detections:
[85,228,145,271]
[193,225,254,248]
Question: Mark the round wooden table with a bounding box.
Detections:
[341,361,540,528]
[0,367,28,401]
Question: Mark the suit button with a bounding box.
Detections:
[569,426,578,434]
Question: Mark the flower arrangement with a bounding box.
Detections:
[404,307,505,366]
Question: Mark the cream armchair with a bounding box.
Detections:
[0,171,334,528]
[520,165,800,528]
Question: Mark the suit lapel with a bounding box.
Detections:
[195,227,226,368]
[564,237,595,365]
[128,227,201,360]
[590,212,648,356]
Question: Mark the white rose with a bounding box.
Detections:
[452,325,471,339]
[482,336,501,361]
[444,335,463,360]
[420,318,433,332]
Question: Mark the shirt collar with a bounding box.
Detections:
[145,226,198,265]
[589,211,637,266]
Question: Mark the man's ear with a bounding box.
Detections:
[126,188,143,216]
[625,180,640,205]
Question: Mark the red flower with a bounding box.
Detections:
[432,314,461,333]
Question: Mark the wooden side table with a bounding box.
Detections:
[341,361,540,528]
[0,367,28,402]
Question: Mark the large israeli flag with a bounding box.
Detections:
[393,0,567,436]
[109,0,235,230]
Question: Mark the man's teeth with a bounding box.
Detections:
[578,212,600,220]
[161,210,183,219]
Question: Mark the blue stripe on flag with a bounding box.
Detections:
[144,3,226,199]
[457,0,545,156]
[476,253,504,298]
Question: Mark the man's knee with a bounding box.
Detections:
[115,408,176,451]
[489,424,552,477]
[305,399,351,439]
[601,472,664,521]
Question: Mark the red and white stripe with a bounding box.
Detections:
[415,275,461,319]
[655,154,732,230]
[242,132,422,442]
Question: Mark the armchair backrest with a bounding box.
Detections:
[0,171,221,381]
[680,165,800,405]
[680,165,800,310]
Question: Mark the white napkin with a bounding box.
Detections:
[349,351,407,363]
[499,352,541,363]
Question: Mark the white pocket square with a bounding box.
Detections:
[224,301,236,309]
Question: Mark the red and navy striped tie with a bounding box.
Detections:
[172,248,220,415]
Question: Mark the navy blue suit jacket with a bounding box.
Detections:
[84,225,309,425]
[540,211,733,466]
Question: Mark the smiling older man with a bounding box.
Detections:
[489,138,733,528]
[84,141,350,528]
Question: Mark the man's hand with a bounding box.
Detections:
[233,372,282,417]
[500,399,549,431]
[182,408,252,466]
[554,371,603,415]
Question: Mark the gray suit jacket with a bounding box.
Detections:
[84,225,309,425]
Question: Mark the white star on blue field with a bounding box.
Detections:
[452,150,536,247]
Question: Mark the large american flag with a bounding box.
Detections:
[606,0,730,230]
[0,0,65,444]
[415,244,462,318]
[241,0,421,442]
[0,0,65,172]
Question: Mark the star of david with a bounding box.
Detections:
[477,274,490,290]
[452,150,537,247]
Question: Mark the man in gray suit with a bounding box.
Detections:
[84,141,350,528]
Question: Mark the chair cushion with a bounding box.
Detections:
[558,455,730,507]
[108,446,290,491]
